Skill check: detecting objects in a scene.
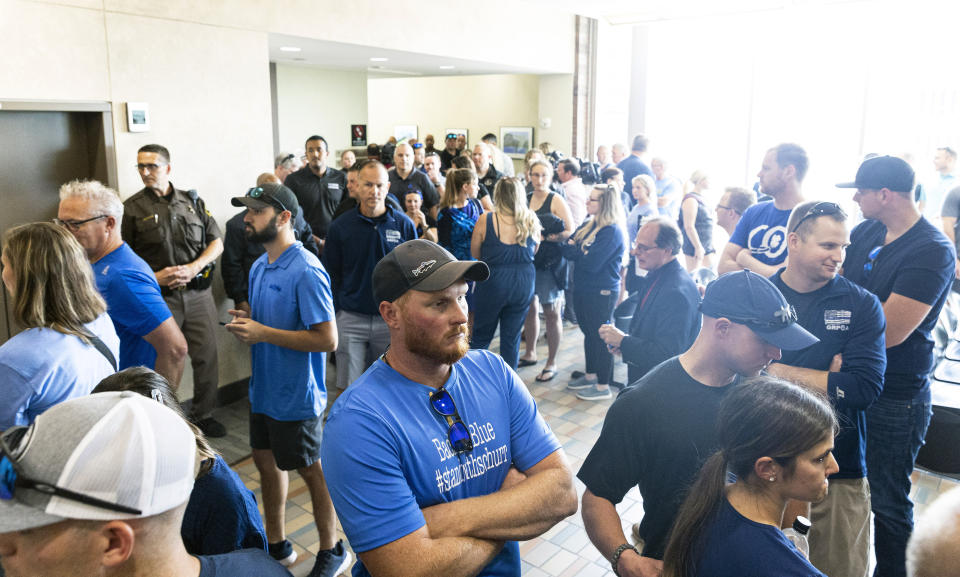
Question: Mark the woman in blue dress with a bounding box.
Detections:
[663,377,839,577]
[470,177,541,370]
[437,167,482,261]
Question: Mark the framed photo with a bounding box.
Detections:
[351,124,367,147]
[500,127,534,158]
[125,102,150,133]
[394,125,418,143]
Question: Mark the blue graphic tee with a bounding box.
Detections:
[729,200,792,266]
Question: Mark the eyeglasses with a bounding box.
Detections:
[0,431,142,516]
[790,202,847,233]
[429,388,473,455]
[632,242,660,252]
[245,187,288,213]
[716,204,738,214]
[53,215,107,231]
[135,163,167,172]
[728,304,799,330]
[863,245,883,275]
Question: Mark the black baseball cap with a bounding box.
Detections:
[836,155,915,193]
[701,270,818,351]
[373,240,489,304]
[231,183,299,217]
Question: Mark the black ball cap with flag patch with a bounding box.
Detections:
[373,239,489,304]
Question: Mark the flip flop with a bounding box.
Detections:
[535,368,557,382]
[517,358,537,367]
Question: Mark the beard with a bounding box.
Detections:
[244,216,279,244]
[404,323,470,365]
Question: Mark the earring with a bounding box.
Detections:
[768,477,776,482]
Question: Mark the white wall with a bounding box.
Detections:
[593,21,633,156]
[274,65,368,158]
[367,74,544,167]
[538,75,575,156]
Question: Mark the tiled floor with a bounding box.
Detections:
[210,322,960,577]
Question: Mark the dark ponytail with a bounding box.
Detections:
[662,376,837,577]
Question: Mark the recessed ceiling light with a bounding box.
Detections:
[370,57,389,62]
[279,46,301,53]
[439,65,455,70]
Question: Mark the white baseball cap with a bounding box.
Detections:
[0,391,196,532]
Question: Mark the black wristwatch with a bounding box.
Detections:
[612,543,640,576]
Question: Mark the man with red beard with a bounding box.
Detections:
[320,239,578,577]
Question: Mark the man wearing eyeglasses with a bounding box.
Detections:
[122,143,225,438]
[764,200,887,577]
[57,179,188,388]
[598,218,700,385]
[580,270,818,577]
[320,239,577,577]
[718,143,808,276]
[838,156,956,577]
[0,392,292,577]
[714,186,756,237]
[225,183,350,576]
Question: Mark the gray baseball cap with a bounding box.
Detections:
[373,239,489,304]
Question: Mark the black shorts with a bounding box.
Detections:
[249,412,323,471]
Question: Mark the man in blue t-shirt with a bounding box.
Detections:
[838,156,956,577]
[57,180,187,383]
[224,184,349,577]
[323,160,417,390]
[765,201,887,577]
[719,143,809,276]
[320,239,577,577]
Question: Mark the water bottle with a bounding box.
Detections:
[783,515,811,559]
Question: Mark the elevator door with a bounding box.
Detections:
[0,105,114,343]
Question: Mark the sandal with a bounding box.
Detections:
[535,368,557,382]
[517,358,537,367]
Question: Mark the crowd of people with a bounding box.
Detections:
[0,130,958,577]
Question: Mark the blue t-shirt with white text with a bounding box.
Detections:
[320,349,561,577]
[729,201,792,266]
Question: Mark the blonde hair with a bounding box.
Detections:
[632,174,656,201]
[684,169,709,195]
[3,222,106,342]
[442,168,477,209]
[572,184,623,248]
[493,178,541,245]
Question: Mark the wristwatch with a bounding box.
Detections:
[612,543,640,576]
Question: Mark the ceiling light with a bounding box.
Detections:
[279,46,301,53]
[439,65,455,70]
[370,57,389,62]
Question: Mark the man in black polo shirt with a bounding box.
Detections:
[388,142,439,223]
[283,134,346,252]
[839,155,956,577]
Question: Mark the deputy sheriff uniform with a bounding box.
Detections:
[122,182,222,424]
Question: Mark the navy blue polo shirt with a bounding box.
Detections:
[322,206,417,315]
[771,271,887,478]
[842,217,955,400]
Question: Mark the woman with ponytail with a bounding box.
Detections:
[663,376,839,577]
[470,177,541,370]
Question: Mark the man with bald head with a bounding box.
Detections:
[324,160,418,390]
[389,142,440,223]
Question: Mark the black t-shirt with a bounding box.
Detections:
[842,217,955,398]
[283,166,346,239]
[387,168,440,221]
[577,357,737,559]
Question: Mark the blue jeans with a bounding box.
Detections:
[866,392,932,577]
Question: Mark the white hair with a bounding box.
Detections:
[58,179,124,219]
[908,487,960,577]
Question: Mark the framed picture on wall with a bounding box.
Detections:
[500,127,534,158]
[394,125,418,143]
[351,124,367,147]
